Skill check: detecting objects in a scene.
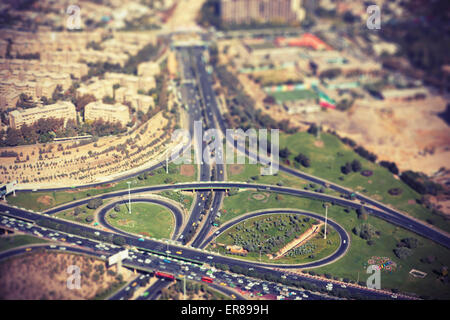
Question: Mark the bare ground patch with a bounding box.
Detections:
[314,140,324,148]
[180,164,195,177]
[0,250,131,300]
[229,164,244,175]
[36,195,54,206]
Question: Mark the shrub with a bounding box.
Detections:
[352,223,377,240]
[361,170,373,177]
[87,198,103,210]
[394,247,413,260]
[388,188,403,196]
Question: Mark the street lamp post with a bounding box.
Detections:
[126,181,131,214]
[324,203,329,240]
[259,238,270,262]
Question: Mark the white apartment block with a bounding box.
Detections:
[9,101,76,129]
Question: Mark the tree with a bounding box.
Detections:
[394,247,413,260]
[351,159,362,172]
[307,123,319,136]
[5,128,24,146]
[87,198,103,210]
[357,206,368,220]
[75,94,96,112]
[341,162,352,174]
[112,236,126,246]
[279,147,291,159]
[294,153,310,167]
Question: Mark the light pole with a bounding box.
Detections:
[324,203,330,240]
[259,238,270,262]
[126,181,131,214]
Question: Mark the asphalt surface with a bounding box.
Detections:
[0,45,432,301]
[0,210,406,300]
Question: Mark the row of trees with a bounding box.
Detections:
[1,117,126,147]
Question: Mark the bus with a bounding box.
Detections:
[155,271,175,281]
[201,276,213,283]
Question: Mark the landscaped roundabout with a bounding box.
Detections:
[204,209,349,268]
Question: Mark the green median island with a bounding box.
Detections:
[0,235,49,253]
[208,213,340,265]
[6,163,197,212]
[105,202,174,239]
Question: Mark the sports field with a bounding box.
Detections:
[271,89,318,102]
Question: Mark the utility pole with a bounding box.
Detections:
[127,181,131,214]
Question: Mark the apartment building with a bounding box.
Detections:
[9,101,76,129]
[221,0,305,24]
[84,101,130,126]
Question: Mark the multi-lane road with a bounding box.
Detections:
[1,45,445,301]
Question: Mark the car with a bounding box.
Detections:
[220,282,227,286]
[302,293,309,298]
[25,248,32,252]
[391,294,398,299]
[207,256,213,260]
[50,245,56,248]
[138,238,145,242]
[176,251,182,255]
[341,284,347,288]
[231,294,236,299]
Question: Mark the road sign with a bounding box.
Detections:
[108,249,129,266]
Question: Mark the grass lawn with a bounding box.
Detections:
[54,205,97,225]
[105,203,174,239]
[227,162,340,196]
[279,131,450,233]
[0,235,49,252]
[271,89,318,102]
[221,190,450,298]
[210,213,340,265]
[7,163,197,212]
[157,191,194,211]
[220,190,327,223]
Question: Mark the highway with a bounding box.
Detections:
[0,44,439,301]
[27,180,450,249]
[0,209,407,300]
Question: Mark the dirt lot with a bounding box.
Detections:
[180,164,195,177]
[228,164,244,175]
[0,250,132,300]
